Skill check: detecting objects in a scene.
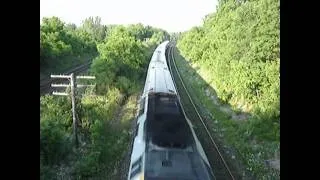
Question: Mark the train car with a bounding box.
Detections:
[127,41,215,180]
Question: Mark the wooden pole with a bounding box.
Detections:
[70,73,78,147]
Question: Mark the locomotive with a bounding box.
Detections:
[127,41,215,180]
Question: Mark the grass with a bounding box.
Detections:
[107,94,139,180]
[72,89,140,179]
[173,47,280,179]
[119,95,138,128]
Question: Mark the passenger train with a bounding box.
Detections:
[127,41,215,180]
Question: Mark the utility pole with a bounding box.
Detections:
[51,73,95,147]
[70,73,78,147]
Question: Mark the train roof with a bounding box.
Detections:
[143,61,176,95]
[144,149,214,180]
[142,40,175,96]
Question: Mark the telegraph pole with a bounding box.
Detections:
[50,73,95,147]
[70,73,78,147]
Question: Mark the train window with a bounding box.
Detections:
[134,123,139,137]
[138,97,145,116]
[159,97,170,101]
[143,121,147,140]
[130,156,142,179]
[159,96,177,107]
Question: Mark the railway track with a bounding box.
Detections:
[40,61,92,95]
[166,43,241,180]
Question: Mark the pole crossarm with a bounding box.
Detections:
[50,74,71,79]
[51,84,70,87]
[77,84,96,88]
[52,91,69,96]
[76,76,95,79]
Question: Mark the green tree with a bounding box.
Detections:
[40,16,97,71]
[91,26,148,94]
[81,16,106,42]
[127,23,147,41]
[41,16,65,33]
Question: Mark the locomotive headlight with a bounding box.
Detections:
[132,172,144,180]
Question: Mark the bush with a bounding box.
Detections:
[40,96,72,166]
[40,164,56,180]
[40,119,71,165]
[73,88,125,178]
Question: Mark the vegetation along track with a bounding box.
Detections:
[40,61,92,95]
[166,43,241,180]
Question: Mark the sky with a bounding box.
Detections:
[40,0,218,33]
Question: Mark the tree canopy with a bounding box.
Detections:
[90,24,170,94]
[40,17,97,70]
[177,0,279,120]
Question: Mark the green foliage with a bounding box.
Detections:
[73,88,129,178]
[80,88,122,125]
[40,164,56,180]
[170,32,182,41]
[90,25,165,95]
[40,88,126,179]
[80,16,106,42]
[178,26,204,62]
[177,0,279,120]
[41,17,65,33]
[116,76,133,94]
[73,150,100,178]
[40,17,169,178]
[176,0,279,178]
[97,26,146,71]
[90,56,117,93]
[40,95,72,166]
[40,16,97,72]
[127,23,148,41]
[174,49,280,179]
[40,118,71,165]
[127,24,170,45]
[40,95,72,128]
[127,23,170,43]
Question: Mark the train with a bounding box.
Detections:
[127,41,215,180]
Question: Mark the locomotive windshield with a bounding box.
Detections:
[145,93,194,148]
[155,95,180,115]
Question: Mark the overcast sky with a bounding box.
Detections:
[40,0,218,32]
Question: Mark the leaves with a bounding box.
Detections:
[90,24,169,95]
[40,17,97,69]
[80,16,106,42]
[177,0,279,119]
